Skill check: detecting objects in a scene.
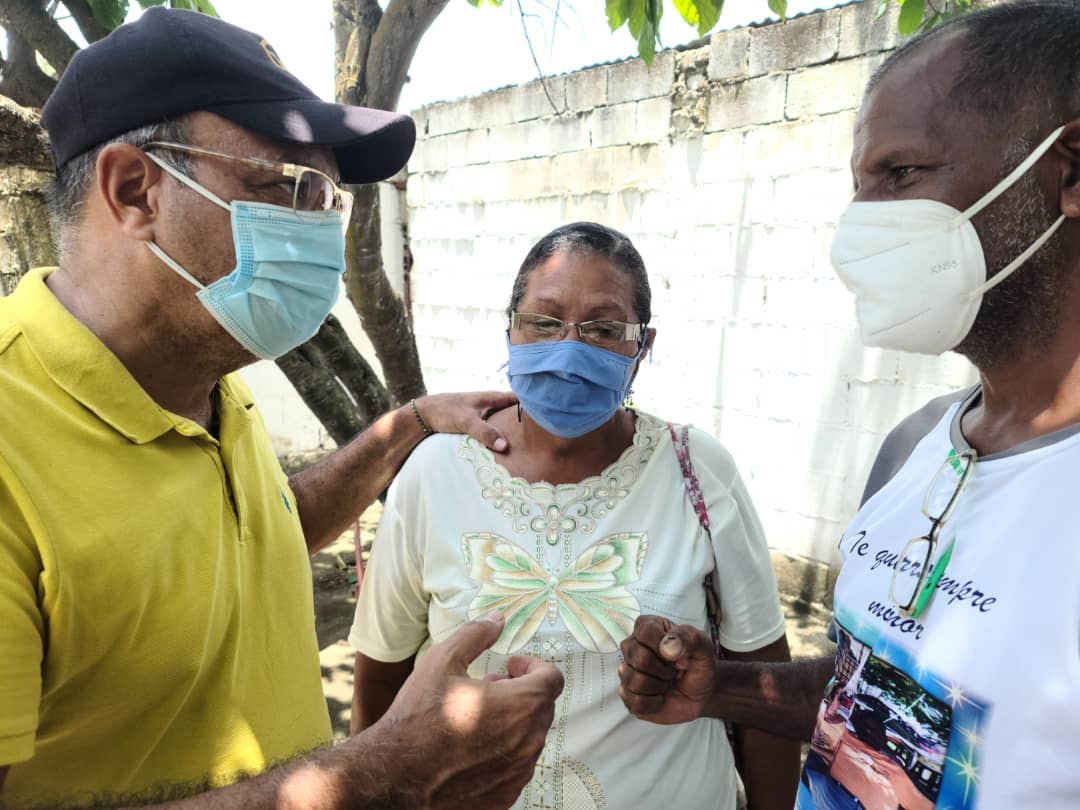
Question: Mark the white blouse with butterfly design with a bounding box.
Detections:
[349,411,785,810]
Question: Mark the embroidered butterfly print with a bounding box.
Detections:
[463,532,648,654]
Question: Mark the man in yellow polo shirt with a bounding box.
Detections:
[0,8,562,809]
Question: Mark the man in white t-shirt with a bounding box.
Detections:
[618,2,1080,808]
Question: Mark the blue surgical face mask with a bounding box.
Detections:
[144,154,345,360]
[505,334,644,439]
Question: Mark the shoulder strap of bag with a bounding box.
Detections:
[668,422,722,654]
[668,422,747,790]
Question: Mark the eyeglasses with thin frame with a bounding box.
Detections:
[510,311,645,351]
[143,141,354,224]
[889,448,977,619]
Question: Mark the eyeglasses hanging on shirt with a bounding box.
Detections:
[890,448,977,619]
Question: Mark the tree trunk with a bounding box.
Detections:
[0,0,79,75]
[273,0,448,439]
[0,165,55,294]
[0,96,51,170]
[276,330,368,447]
[344,182,425,404]
[0,29,57,107]
[273,312,395,446]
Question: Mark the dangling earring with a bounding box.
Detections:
[517,403,523,422]
[623,389,635,410]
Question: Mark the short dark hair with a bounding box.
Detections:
[507,222,652,325]
[46,117,191,254]
[870,1,1080,143]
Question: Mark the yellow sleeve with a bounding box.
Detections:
[0,456,45,766]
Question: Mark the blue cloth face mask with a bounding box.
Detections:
[505,334,643,439]
[144,154,345,360]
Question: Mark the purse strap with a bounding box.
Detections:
[669,422,748,790]
[668,422,722,654]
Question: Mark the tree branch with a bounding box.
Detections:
[336,0,383,105]
[311,314,393,424]
[60,0,111,42]
[361,0,451,110]
[0,0,79,75]
[343,183,426,405]
[0,27,57,107]
[276,341,368,447]
[0,94,52,170]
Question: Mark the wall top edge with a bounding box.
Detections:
[408,0,861,116]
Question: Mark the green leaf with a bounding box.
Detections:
[897,0,926,34]
[135,0,166,8]
[466,0,483,8]
[672,0,699,28]
[627,0,647,39]
[874,0,890,20]
[605,0,631,30]
[635,0,661,65]
[193,0,219,14]
[88,0,130,30]
[767,0,787,20]
[636,19,656,64]
[695,0,721,36]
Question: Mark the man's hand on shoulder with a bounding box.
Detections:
[413,392,517,453]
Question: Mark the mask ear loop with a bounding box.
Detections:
[959,125,1068,301]
[624,325,651,408]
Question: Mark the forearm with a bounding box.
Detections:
[737,727,800,810]
[705,656,833,740]
[290,404,423,554]
[351,653,414,734]
[143,737,395,810]
[10,730,411,810]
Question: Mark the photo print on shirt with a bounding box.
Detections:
[797,608,991,810]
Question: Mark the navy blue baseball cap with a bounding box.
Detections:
[40,7,415,184]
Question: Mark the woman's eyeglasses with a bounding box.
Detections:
[890,448,976,619]
[510,311,645,351]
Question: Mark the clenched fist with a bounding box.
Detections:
[618,615,717,725]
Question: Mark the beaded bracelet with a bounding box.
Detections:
[409,399,434,437]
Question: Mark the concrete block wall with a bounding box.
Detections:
[406,0,976,572]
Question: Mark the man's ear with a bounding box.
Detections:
[95,143,166,241]
[1054,120,1080,219]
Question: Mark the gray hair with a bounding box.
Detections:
[508,222,652,326]
[46,117,192,254]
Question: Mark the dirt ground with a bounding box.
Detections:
[311,503,834,740]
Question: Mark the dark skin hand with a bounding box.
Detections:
[619,617,805,810]
[619,28,1080,792]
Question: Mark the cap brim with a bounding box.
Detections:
[206,98,416,184]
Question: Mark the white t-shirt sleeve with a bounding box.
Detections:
[689,428,786,653]
[347,484,430,662]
